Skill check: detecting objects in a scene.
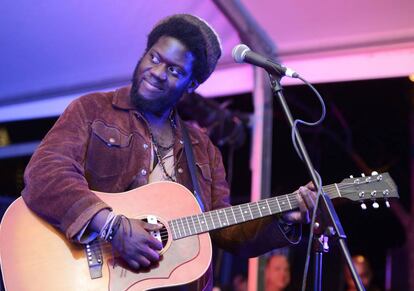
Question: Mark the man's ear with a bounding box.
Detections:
[187,80,199,94]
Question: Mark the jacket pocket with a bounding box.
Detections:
[85,120,132,177]
[91,120,131,148]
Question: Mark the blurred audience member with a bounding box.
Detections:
[232,274,247,291]
[265,253,291,291]
[344,255,380,291]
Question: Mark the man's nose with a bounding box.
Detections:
[150,63,167,81]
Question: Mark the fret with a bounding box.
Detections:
[238,205,246,222]
[334,183,341,197]
[191,215,199,234]
[230,206,237,224]
[201,213,208,231]
[185,217,192,235]
[274,197,282,212]
[189,216,195,234]
[258,200,271,216]
[246,204,254,220]
[225,208,235,225]
[256,201,263,217]
[208,212,216,229]
[278,195,289,211]
[241,204,252,221]
[218,209,229,226]
[254,202,263,218]
[186,216,195,235]
[286,194,292,209]
[264,199,273,215]
[202,213,211,231]
[196,214,203,233]
[180,217,188,236]
[170,221,177,239]
[247,202,260,219]
[214,210,223,228]
[175,219,183,238]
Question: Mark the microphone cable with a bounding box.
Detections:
[286,75,327,291]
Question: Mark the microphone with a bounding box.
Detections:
[232,44,298,78]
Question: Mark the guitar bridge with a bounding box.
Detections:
[85,240,103,279]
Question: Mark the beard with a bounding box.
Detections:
[130,60,182,116]
[130,80,176,116]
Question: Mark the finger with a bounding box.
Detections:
[146,235,163,250]
[126,259,140,270]
[135,255,151,268]
[295,192,308,214]
[299,186,316,210]
[142,246,160,262]
[306,181,316,191]
[296,192,310,224]
[142,221,163,231]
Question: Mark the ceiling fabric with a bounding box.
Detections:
[1,0,413,121]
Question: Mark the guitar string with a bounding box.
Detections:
[167,181,389,238]
[151,183,380,241]
[93,180,388,252]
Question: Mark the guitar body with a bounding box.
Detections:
[0,172,399,290]
[0,182,212,291]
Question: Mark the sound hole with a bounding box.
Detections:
[142,218,169,248]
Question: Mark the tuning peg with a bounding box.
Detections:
[372,201,380,209]
[360,203,367,210]
[385,200,390,208]
[371,171,378,176]
[361,173,366,177]
[349,175,354,178]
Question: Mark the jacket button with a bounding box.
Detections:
[143,143,149,149]
[141,169,147,176]
[177,168,183,174]
[109,138,115,143]
[179,140,184,145]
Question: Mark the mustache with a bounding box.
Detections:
[143,77,164,90]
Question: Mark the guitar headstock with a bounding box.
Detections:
[337,172,399,209]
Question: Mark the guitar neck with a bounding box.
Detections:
[168,183,341,240]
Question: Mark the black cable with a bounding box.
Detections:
[286,75,327,291]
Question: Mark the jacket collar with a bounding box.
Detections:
[112,85,199,146]
[112,85,136,110]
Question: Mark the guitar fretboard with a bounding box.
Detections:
[168,184,340,240]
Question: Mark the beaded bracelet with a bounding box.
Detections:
[106,215,122,243]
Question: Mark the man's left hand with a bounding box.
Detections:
[281,182,317,224]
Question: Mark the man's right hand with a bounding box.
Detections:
[89,210,163,270]
[110,218,163,269]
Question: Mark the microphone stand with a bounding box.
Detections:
[269,74,365,291]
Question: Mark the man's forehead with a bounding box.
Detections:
[150,36,195,64]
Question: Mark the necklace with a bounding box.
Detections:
[147,114,176,182]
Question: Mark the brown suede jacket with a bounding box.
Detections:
[21,86,298,290]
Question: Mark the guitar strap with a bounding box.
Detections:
[177,116,206,212]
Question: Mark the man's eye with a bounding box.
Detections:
[168,66,181,76]
[151,54,160,64]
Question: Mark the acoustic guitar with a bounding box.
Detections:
[0,172,398,290]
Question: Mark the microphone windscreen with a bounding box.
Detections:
[232,44,250,63]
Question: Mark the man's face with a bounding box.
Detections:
[131,36,197,115]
